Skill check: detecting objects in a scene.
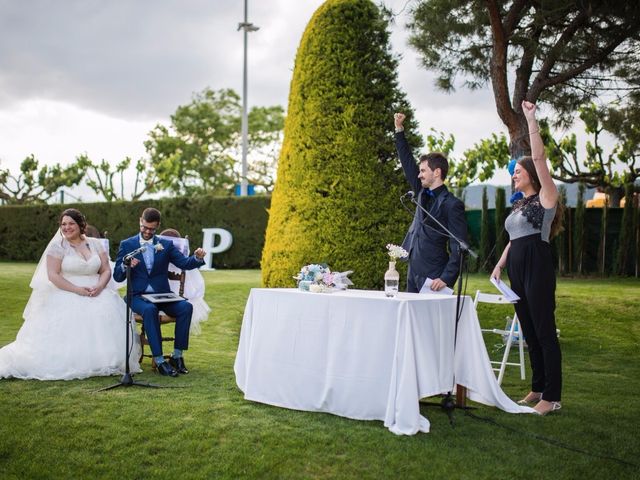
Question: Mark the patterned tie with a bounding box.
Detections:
[141,240,154,273]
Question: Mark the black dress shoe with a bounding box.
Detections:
[157,361,178,377]
[169,356,189,374]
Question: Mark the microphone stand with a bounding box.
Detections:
[405,193,477,426]
[97,255,163,391]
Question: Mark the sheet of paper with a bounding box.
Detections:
[333,270,354,289]
[419,277,454,295]
[489,277,520,303]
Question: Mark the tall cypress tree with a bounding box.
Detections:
[574,183,586,275]
[634,200,639,278]
[494,187,507,261]
[597,202,609,276]
[261,0,422,288]
[554,186,568,275]
[478,186,491,272]
[615,183,635,275]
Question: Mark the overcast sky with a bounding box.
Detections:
[0,0,528,200]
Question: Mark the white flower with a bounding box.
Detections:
[386,243,408,260]
[154,243,164,253]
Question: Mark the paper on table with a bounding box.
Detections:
[333,270,354,290]
[419,277,454,295]
[489,277,520,302]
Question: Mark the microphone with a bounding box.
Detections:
[124,245,147,261]
[400,190,415,200]
[404,189,478,259]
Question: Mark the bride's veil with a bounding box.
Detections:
[23,229,65,320]
[29,229,65,291]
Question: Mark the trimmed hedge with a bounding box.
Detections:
[1,197,634,278]
[0,195,270,269]
[261,0,422,289]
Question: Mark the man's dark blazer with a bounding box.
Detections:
[395,130,468,292]
[113,235,203,296]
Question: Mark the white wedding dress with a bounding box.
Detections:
[0,236,140,380]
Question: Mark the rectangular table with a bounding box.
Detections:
[234,288,531,435]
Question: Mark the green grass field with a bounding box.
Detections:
[0,264,638,479]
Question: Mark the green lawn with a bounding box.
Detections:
[0,264,638,479]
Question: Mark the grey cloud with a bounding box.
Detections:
[0,0,248,118]
[0,0,498,146]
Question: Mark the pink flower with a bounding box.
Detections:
[323,272,335,286]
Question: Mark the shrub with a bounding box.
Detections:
[261,0,421,289]
[0,195,269,268]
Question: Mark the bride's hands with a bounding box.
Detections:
[74,285,103,297]
[75,286,92,297]
[87,285,104,297]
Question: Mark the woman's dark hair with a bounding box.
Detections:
[59,208,87,234]
[84,224,102,238]
[159,228,181,238]
[517,156,564,238]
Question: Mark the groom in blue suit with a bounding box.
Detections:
[114,207,206,377]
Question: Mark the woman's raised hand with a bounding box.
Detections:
[521,100,537,121]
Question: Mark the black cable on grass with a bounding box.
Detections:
[464,410,639,469]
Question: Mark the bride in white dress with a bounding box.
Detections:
[0,208,140,380]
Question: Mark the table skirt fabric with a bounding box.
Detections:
[234,289,532,435]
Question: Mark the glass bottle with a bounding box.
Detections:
[384,261,400,297]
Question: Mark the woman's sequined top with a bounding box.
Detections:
[505,193,556,243]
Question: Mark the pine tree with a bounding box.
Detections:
[261,0,422,288]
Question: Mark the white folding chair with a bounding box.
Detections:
[474,290,526,385]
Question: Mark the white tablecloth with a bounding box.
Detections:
[234,288,533,435]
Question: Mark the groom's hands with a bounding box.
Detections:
[194,248,206,261]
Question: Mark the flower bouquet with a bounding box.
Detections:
[386,243,408,260]
[293,264,337,293]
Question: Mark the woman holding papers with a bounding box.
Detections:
[491,101,564,416]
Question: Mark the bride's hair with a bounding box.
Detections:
[59,208,87,234]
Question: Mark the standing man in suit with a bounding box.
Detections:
[114,207,206,377]
[394,112,468,293]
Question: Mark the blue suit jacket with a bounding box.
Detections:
[395,130,468,289]
[113,235,204,296]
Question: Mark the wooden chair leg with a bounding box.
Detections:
[139,324,146,363]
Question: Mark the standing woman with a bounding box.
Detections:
[491,101,564,416]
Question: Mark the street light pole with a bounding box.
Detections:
[238,0,259,196]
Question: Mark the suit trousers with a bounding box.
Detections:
[507,233,562,401]
[130,296,193,357]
